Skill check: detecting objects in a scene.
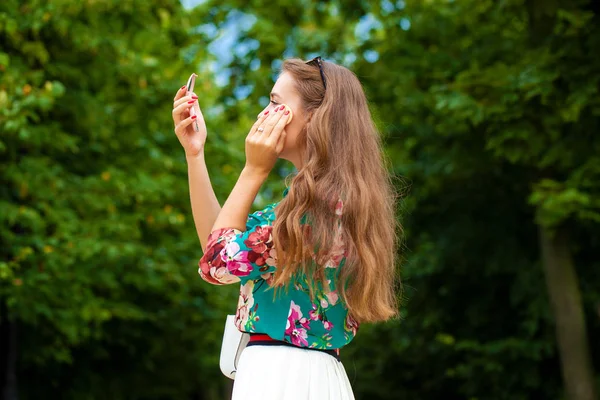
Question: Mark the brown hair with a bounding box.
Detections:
[268,57,403,324]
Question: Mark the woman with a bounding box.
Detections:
[172,57,402,400]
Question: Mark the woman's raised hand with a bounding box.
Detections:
[172,86,207,158]
[244,104,290,177]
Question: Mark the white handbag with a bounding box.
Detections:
[219,314,250,380]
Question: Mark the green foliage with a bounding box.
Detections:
[200,0,599,398]
[1,0,599,399]
[0,0,242,398]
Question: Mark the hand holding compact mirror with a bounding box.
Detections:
[186,73,201,132]
[171,73,208,158]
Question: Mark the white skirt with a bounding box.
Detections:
[231,344,356,400]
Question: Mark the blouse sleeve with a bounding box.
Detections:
[198,219,277,285]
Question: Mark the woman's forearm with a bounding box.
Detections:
[186,153,222,253]
[210,167,268,233]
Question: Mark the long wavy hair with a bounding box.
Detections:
[268,57,404,324]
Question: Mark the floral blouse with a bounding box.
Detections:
[198,187,359,350]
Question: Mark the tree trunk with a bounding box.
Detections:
[539,225,597,400]
[1,299,18,400]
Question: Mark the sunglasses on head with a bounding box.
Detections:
[305,56,327,90]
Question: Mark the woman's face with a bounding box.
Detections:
[257,71,307,170]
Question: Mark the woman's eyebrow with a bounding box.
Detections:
[270,92,282,100]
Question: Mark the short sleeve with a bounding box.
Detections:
[198,214,278,285]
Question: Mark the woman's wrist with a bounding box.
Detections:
[185,149,205,162]
[241,166,269,182]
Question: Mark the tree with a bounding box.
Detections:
[202,0,599,398]
[0,1,244,398]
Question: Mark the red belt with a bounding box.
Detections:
[247,333,341,361]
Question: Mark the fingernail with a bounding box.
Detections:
[192,95,198,99]
[181,86,186,90]
[284,110,290,115]
[275,106,280,112]
[264,111,269,115]
[191,115,197,120]
[280,106,285,111]
[187,100,195,104]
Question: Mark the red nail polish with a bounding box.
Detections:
[192,95,198,99]
[181,86,186,90]
[284,110,290,115]
[275,106,280,112]
[280,106,285,111]
[264,111,269,115]
[191,115,197,120]
[188,100,195,104]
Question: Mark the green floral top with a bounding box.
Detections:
[198,187,359,350]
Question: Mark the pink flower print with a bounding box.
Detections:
[198,229,237,284]
[287,301,302,322]
[261,272,275,285]
[289,326,308,347]
[245,225,272,254]
[325,223,345,268]
[326,290,339,306]
[309,303,321,321]
[298,316,310,330]
[265,247,278,266]
[236,306,249,331]
[323,320,334,331]
[335,198,343,216]
[235,281,255,330]
[285,300,310,346]
[242,225,275,272]
[212,266,240,284]
[344,313,360,336]
[320,298,328,308]
[223,241,253,276]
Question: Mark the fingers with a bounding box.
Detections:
[173,85,187,102]
[174,114,198,136]
[172,95,198,126]
[248,110,270,138]
[261,105,286,139]
[268,107,289,145]
[174,94,198,108]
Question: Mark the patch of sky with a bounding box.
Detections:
[205,10,258,87]
[400,17,411,31]
[250,58,261,71]
[258,96,270,108]
[180,0,208,9]
[233,84,254,100]
[355,13,383,44]
[194,23,218,39]
[208,32,237,66]
[283,46,296,59]
[381,0,395,15]
[364,49,379,63]
[214,65,232,87]
[233,38,260,58]
[205,104,225,119]
[271,59,283,82]
[329,3,340,16]
[342,53,357,67]
[305,52,321,61]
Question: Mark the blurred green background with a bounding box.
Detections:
[1,0,599,399]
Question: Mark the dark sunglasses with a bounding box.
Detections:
[305,56,327,90]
